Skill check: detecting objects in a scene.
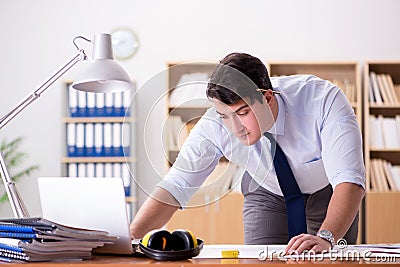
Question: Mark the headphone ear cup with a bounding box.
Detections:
[171,230,197,251]
[142,230,172,251]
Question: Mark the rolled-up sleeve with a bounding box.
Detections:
[320,86,366,190]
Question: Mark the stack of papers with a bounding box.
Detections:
[0,217,117,262]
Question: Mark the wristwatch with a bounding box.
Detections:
[316,230,335,248]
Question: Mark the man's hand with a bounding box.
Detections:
[130,187,179,239]
[285,234,331,255]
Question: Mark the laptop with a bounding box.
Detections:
[37,177,133,255]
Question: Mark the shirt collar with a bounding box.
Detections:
[266,89,285,136]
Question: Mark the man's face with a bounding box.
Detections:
[213,96,275,146]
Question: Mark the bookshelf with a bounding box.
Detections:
[267,61,362,127]
[363,62,400,243]
[164,62,243,244]
[62,82,138,220]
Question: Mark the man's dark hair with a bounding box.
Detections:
[206,52,273,105]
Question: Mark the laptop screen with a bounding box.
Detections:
[38,177,133,255]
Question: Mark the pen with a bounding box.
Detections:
[256,88,282,95]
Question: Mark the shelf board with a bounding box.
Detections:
[62,157,137,163]
[125,196,138,203]
[370,104,400,109]
[370,148,400,152]
[63,117,135,123]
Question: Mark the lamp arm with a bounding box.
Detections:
[0,50,86,130]
[0,151,30,218]
[0,49,86,218]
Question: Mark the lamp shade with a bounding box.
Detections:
[72,59,132,93]
[72,33,132,93]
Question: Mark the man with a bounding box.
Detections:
[130,52,365,254]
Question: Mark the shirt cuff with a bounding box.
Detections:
[157,179,198,209]
[330,170,366,190]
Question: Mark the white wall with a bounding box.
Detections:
[0,0,399,217]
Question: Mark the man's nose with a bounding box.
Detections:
[230,117,244,134]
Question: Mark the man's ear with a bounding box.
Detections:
[263,89,274,103]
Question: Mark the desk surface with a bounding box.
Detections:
[4,255,400,266]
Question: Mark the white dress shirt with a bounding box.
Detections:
[159,75,365,207]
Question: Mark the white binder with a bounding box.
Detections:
[85,123,95,157]
[95,163,104,178]
[86,92,96,117]
[76,123,85,156]
[77,90,87,117]
[86,163,95,177]
[113,163,122,180]
[67,163,78,177]
[122,89,131,116]
[77,163,86,177]
[94,123,104,156]
[68,86,78,117]
[104,163,113,177]
[114,92,123,116]
[95,93,105,117]
[112,123,122,156]
[103,123,113,156]
[122,163,131,196]
[122,123,131,156]
[105,93,114,116]
[66,123,76,156]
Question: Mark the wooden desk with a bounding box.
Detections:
[4,255,400,266]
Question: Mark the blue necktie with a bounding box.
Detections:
[264,132,307,240]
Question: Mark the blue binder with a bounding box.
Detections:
[122,123,131,157]
[86,92,96,117]
[103,123,113,157]
[112,123,124,157]
[85,123,95,157]
[114,92,123,117]
[94,123,104,157]
[122,90,131,117]
[66,123,77,157]
[75,123,85,157]
[68,87,78,117]
[77,91,87,117]
[105,94,114,117]
[95,93,105,117]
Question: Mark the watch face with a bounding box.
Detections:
[319,230,333,238]
[111,28,140,59]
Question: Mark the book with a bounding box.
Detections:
[370,160,383,192]
[377,74,392,104]
[369,161,378,191]
[382,117,400,148]
[377,159,389,192]
[382,74,399,104]
[369,115,384,148]
[368,77,376,103]
[392,166,400,191]
[0,218,118,262]
[384,161,398,191]
[370,72,383,104]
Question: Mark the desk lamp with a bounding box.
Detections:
[0,33,132,218]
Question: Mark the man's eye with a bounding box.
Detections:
[238,111,249,116]
[219,115,227,120]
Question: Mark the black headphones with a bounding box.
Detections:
[139,229,203,261]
